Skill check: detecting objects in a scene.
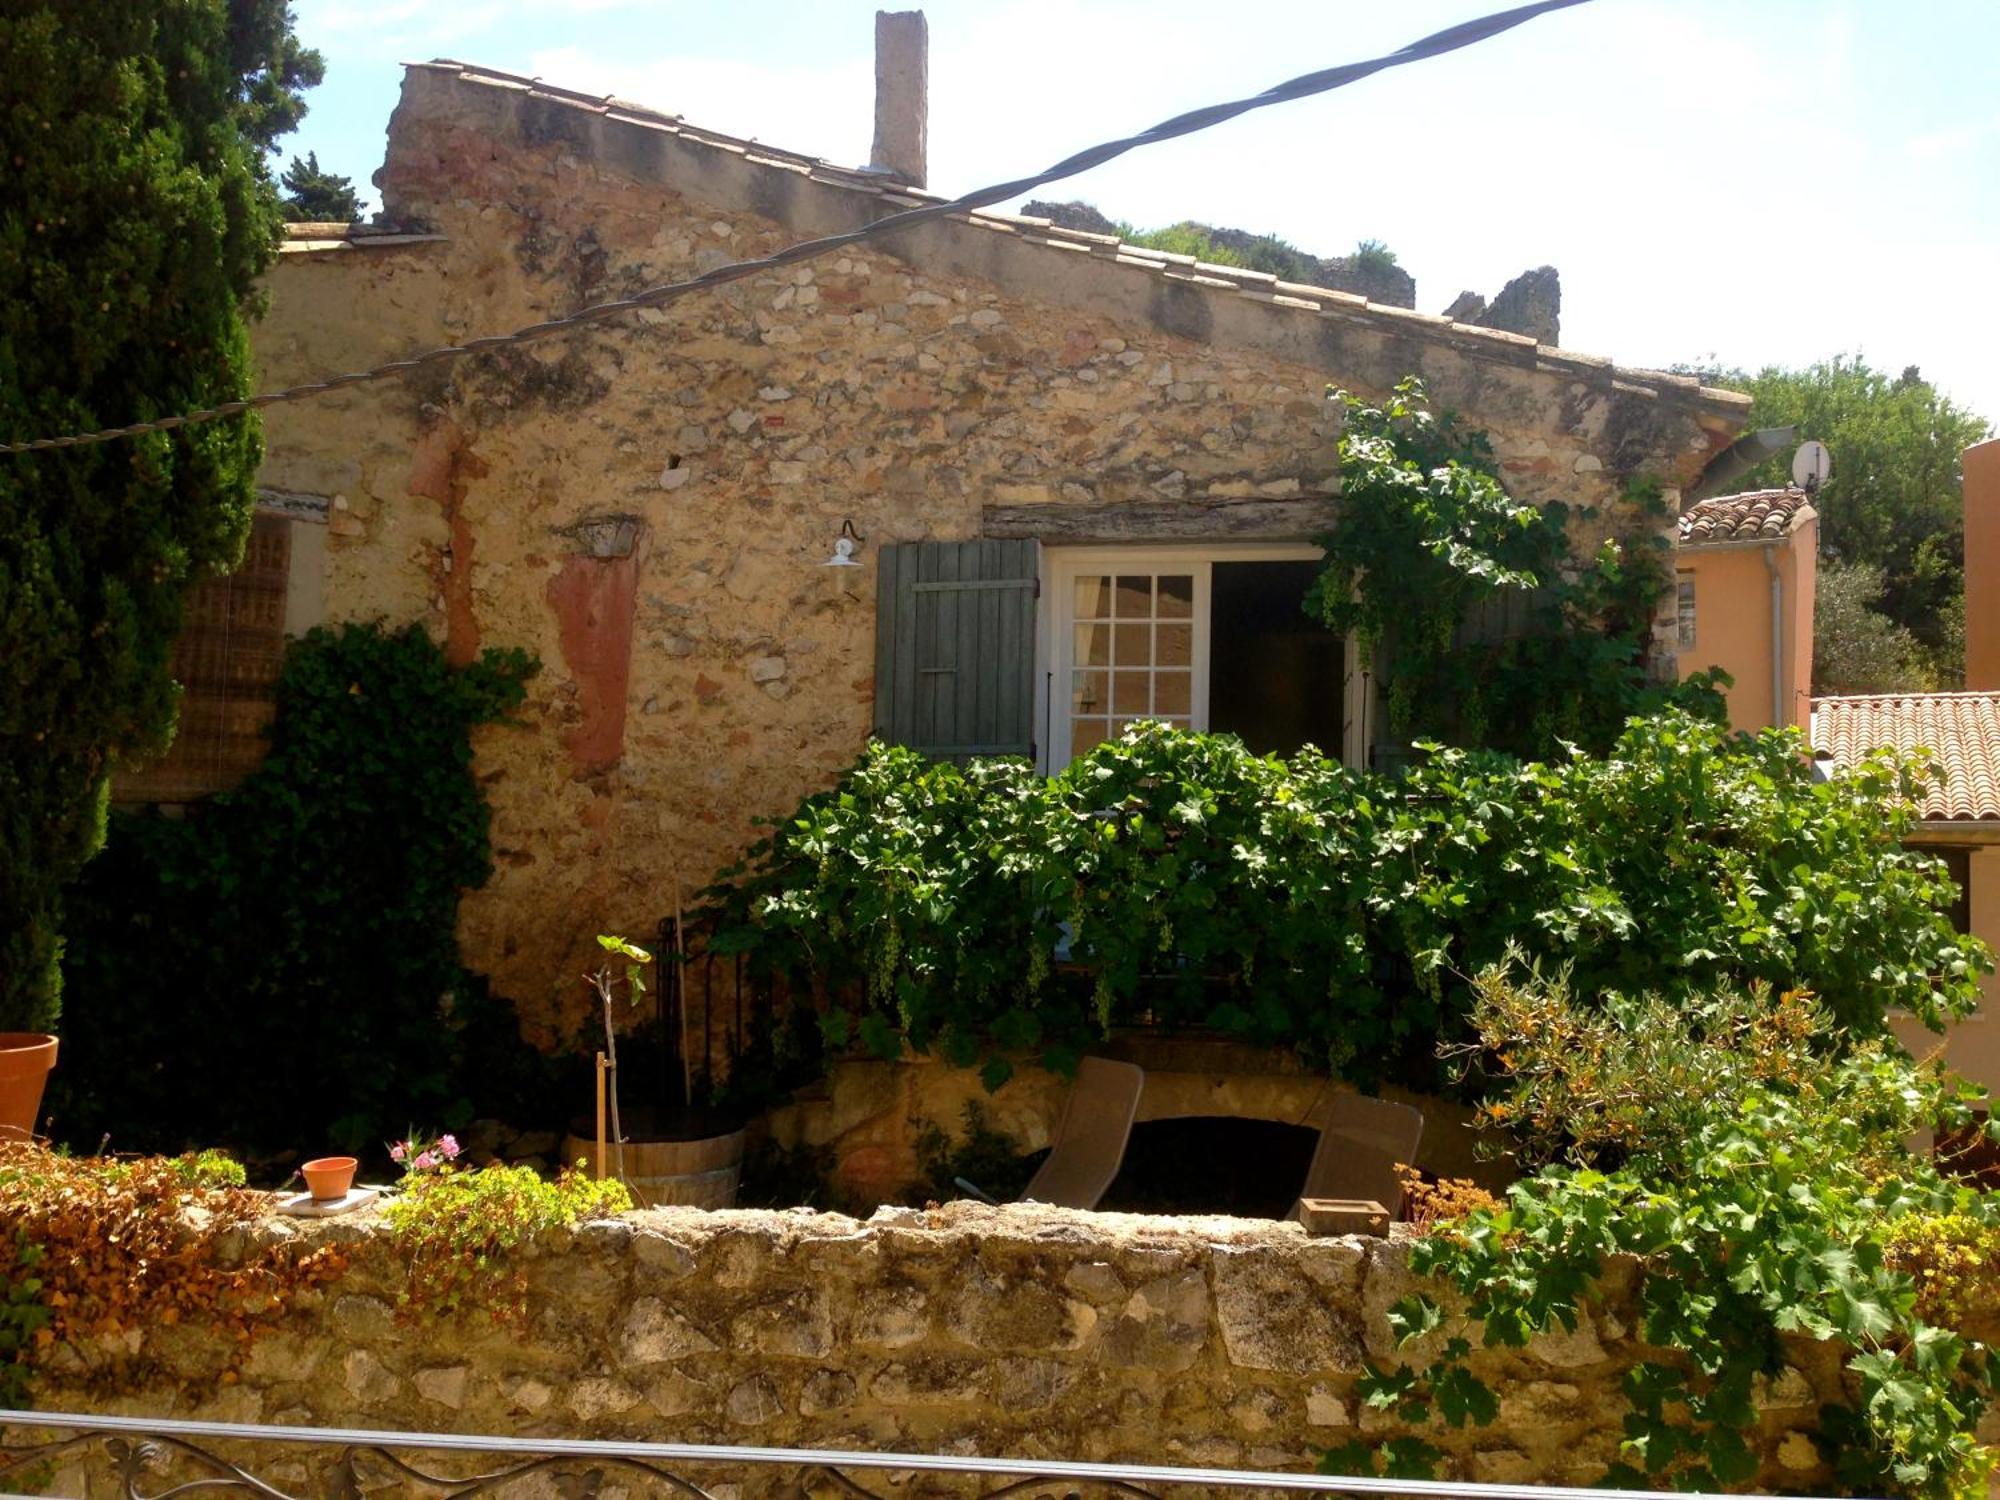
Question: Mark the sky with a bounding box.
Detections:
[284,0,2000,424]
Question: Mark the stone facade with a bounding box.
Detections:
[247,60,1751,1037]
[33,1203,1851,1496]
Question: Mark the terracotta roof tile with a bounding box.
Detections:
[396,59,1756,420]
[1810,692,2000,822]
[1677,487,1816,547]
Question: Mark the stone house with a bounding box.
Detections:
[126,39,1752,1039]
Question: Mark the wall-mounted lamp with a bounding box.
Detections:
[821,518,865,568]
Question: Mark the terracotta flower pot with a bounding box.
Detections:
[301,1156,358,1202]
[0,1034,57,1145]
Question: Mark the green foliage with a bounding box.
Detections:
[1816,559,1941,694]
[50,623,539,1156]
[0,0,320,1033]
[1353,238,1399,272]
[1714,355,1990,690]
[914,1103,1040,1204]
[0,1237,47,1410]
[1116,222,1398,287]
[1339,972,2000,1498]
[1307,379,1725,758]
[279,151,360,222]
[383,1163,630,1325]
[705,712,1984,1090]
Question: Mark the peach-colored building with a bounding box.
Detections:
[1807,438,2000,1097]
[1674,487,1816,733]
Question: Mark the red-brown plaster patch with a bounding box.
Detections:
[546,554,641,774]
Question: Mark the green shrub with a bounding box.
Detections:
[1334,970,2000,1498]
[49,623,540,1156]
[704,714,1985,1092]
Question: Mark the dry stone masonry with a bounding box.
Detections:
[34,1204,1851,1497]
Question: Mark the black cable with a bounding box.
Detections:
[1,0,1592,455]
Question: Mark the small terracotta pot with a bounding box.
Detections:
[0,1034,58,1145]
[301,1156,358,1202]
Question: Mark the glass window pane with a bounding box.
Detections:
[1156,623,1192,667]
[1155,671,1191,715]
[1073,719,1110,754]
[1113,670,1150,714]
[1071,670,1108,715]
[1074,575,1110,620]
[1074,624,1109,667]
[1157,574,1194,619]
[1113,623,1151,666]
[1114,576,1153,618]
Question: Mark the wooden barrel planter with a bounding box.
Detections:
[564,1106,744,1209]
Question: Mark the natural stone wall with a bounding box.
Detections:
[247,61,1749,1036]
[33,1203,1849,1497]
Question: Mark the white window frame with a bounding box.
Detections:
[1036,543,1362,771]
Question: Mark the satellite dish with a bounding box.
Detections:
[1791,440,1832,492]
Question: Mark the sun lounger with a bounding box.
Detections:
[1018,1056,1145,1210]
[1293,1092,1424,1223]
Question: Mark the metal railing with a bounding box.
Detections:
[0,1409,1850,1499]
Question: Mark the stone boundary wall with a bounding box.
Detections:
[34,1203,1848,1496]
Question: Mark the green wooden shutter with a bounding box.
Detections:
[875,539,1038,760]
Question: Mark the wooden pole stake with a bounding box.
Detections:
[594,1051,608,1181]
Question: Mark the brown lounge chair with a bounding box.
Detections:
[1293,1092,1425,1223]
[1018,1056,1145,1210]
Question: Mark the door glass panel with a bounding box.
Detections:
[1066,567,1202,763]
[1113,670,1150,714]
[1113,623,1151,666]
[1071,671,1108,716]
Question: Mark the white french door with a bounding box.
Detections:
[1045,552,1211,768]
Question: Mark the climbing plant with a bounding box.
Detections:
[51,624,539,1155]
[704,714,1985,1092]
[1328,969,2000,1499]
[1307,379,1725,759]
[0,1,322,1033]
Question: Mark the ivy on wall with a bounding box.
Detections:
[49,624,541,1156]
[1307,380,1727,759]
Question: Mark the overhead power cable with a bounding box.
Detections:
[1,0,1591,456]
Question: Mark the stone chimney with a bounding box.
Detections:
[870,11,927,188]
[1966,437,2000,690]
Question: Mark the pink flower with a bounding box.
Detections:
[414,1151,439,1172]
[389,1143,407,1163]
[438,1135,461,1160]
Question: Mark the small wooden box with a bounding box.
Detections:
[1298,1197,1390,1237]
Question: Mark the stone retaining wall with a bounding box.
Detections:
[34,1203,1848,1496]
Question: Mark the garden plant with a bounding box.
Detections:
[1330,965,2000,1500]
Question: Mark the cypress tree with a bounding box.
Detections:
[0,3,320,1031]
